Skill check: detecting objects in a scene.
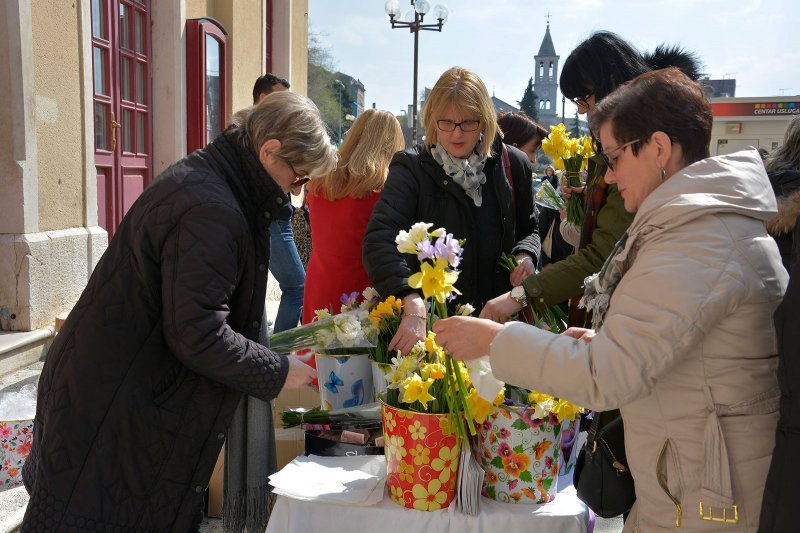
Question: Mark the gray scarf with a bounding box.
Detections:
[578,230,648,330]
[430,139,488,206]
[223,315,277,532]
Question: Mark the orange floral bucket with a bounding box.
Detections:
[381,402,460,511]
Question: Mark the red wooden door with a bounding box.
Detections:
[91,0,152,238]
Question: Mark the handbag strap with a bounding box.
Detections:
[586,411,602,447]
[502,144,515,209]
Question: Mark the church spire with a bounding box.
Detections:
[537,18,556,57]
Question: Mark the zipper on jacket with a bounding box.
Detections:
[657,439,683,527]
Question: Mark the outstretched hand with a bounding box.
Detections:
[479,292,522,324]
[510,255,535,287]
[283,354,317,389]
[432,316,503,361]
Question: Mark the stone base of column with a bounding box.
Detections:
[0,226,107,331]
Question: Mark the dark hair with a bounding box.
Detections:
[497,112,548,148]
[252,73,290,103]
[560,31,702,102]
[589,67,712,166]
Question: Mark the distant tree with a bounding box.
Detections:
[518,77,539,121]
[569,110,581,137]
[307,32,356,144]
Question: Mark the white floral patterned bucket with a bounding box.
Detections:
[478,405,562,504]
[0,419,33,489]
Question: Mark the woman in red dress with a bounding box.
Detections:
[301,109,405,324]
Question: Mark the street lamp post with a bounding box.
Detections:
[335,79,346,143]
[384,0,449,145]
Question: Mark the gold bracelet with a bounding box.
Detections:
[404,313,427,321]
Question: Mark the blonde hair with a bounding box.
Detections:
[308,109,405,200]
[421,67,498,158]
[236,91,337,178]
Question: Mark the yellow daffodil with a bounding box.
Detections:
[553,399,584,423]
[466,388,496,424]
[421,362,446,380]
[401,374,436,408]
[408,257,460,303]
[493,387,506,406]
[528,390,554,406]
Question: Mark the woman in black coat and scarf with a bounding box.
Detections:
[363,66,540,355]
[21,91,336,532]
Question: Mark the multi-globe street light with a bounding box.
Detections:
[384,0,449,145]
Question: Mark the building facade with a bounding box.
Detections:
[710,96,799,155]
[1,0,309,362]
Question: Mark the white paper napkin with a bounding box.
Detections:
[268,454,386,506]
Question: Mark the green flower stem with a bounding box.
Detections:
[448,353,477,437]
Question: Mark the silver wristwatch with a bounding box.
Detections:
[510,285,528,308]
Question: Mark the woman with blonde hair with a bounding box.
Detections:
[363,66,540,354]
[301,108,405,323]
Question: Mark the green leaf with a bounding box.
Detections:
[542,477,553,491]
[511,419,529,431]
[519,470,533,483]
[490,456,504,469]
[485,485,496,499]
[553,424,560,438]
[513,444,524,454]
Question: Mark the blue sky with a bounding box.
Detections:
[309,0,799,119]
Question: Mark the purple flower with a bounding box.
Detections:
[416,238,436,262]
[340,291,360,308]
[433,234,463,268]
[508,479,518,490]
[499,428,511,439]
[545,456,553,470]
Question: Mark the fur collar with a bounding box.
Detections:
[768,188,800,236]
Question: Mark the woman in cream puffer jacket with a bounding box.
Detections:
[433,69,788,531]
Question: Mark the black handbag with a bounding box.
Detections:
[573,411,636,518]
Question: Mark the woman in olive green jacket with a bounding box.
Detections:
[482,31,700,323]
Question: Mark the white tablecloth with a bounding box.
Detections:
[266,467,589,533]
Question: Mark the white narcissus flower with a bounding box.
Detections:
[332,313,363,346]
[532,397,556,420]
[314,309,331,320]
[395,222,433,254]
[429,227,446,238]
[456,303,475,316]
[360,287,380,309]
[385,367,407,389]
[314,328,336,348]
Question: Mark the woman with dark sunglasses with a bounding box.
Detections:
[363,67,541,354]
[480,30,702,328]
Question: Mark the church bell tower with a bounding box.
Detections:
[533,18,559,127]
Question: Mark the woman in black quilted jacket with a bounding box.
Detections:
[21,91,336,532]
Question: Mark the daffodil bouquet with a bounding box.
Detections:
[541,123,595,226]
[381,222,478,443]
[268,288,380,353]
